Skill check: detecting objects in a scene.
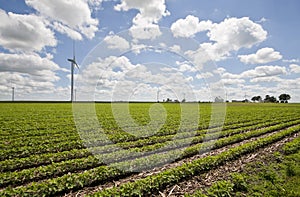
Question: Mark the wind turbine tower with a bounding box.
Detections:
[12,86,15,101]
[67,41,79,102]
[157,88,160,102]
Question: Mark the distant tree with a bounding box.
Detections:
[251,96,262,102]
[269,96,277,103]
[279,94,291,103]
[215,96,224,103]
[264,95,270,102]
[166,98,172,103]
[264,95,277,103]
[181,98,186,103]
[257,96,262,102]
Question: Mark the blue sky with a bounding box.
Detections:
[0,0,299,102]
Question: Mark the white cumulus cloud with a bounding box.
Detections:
[208,17,267,50]
[250,76,282,83]
[183,17,268,62]
[0,52,61,82]
[0,9,57,52]
[289,64,300,74]
[171,15,213,38]
[114,0,170,40]
[25,0,99,40]
[202,17,267,61]
[238,47,282,64]
[104,35,130,50]
[241,65,287,78]
[0,52,65,100]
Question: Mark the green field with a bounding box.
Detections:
[0,103,299,196]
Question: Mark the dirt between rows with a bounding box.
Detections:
[158,132,299,196]
[64,127,299,197]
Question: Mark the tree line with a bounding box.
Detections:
[251,93,291,103]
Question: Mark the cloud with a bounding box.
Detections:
[0,52,60,81]
[279,78,300,90]
[169,44,181,53]
[104,35,130,50]
[0,71,69,100]
[216,65,286,86]
[171,15,213,38]
[238,47,282,64]
[216,69,245,85]
[208,17,267,50]
[289,64,300,74]
[241,65,287,78]
[130,43,147,54]
[0,51,67,100]
[0,9,57,52]
[283,59,299,63]
[222,72,241,79]
[222,78,245,85]
[114,0,170,40]
[52,22,83,40]
[214,67,226,75]
[250,76,282,83]
[256,17,267,23]
[218,65,287,81]
[25,0,99,40]
[176,61,197,72]
[77,55,198,101]
[203,17,267,60]
[114,0,170,23]
[182,17,268,62]
[196,72,213,79]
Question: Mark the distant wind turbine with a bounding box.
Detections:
[67,41,79,102]
[10,80,15,102]
[12,87,15,102]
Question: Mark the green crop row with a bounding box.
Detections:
[1,116,297,173]
[1,111,262,152]
[1,116,298,175]
[282,135,300,155]
[0,133,80,150]
[0,140,84,160]
[0,149,91,172]
[1,122,299,196]
[89,125,300,197]
[0,114,279,161]
[1,120,279,187]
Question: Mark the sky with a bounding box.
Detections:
[0,0,299,102]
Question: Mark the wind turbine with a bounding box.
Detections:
[157,87,160,102]
[10,80,15,102]
[12,87,15,102]
[67,41,79,102]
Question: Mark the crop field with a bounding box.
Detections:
[0,102,299,196]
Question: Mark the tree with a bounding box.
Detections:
[166,98,172,103]
[251,96,262,102]
[279,94,291,103]
[264,95,277,103]
[257,96,262,102]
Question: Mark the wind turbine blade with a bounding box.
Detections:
[68,58,79,69]
[68,58,76,64]
[74,62,79,69]
[73,40,75,60]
